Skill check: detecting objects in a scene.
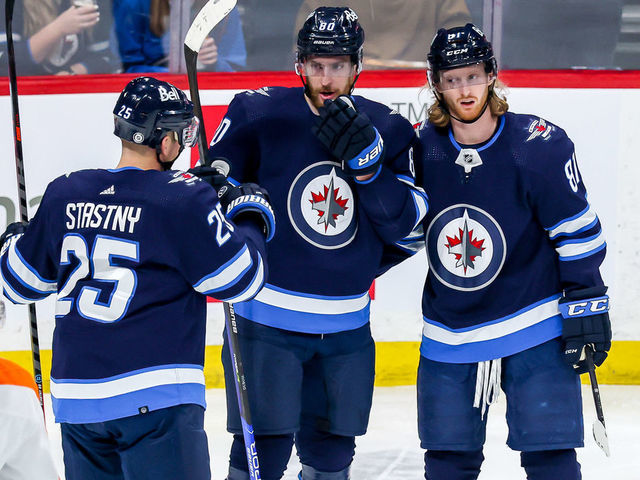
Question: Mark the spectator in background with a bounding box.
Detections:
[294,0,471,69]
[0,357,59,480]
[21,0,119,75]
[113,0,246,73]
[238,0,305,71]
[500,0,624,69]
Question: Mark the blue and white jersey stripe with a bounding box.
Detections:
[547,204,598,239]
[1,236,56,303]
[556,234,607,261]
[193,245,252,295]
[420,295,563,363]
[50,364,206,423]
[233,283,371,334]
[224,254,265,303]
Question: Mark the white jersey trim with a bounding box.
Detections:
[422,297,560,345]
[194,245,252,294]
[7,239,57,294]
[50,366,205,400]
[226,254,265,303]
[556,234,606,260]
[547,205,598,239]
[253,285,370,315]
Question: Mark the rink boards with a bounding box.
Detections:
[0,70,639,387]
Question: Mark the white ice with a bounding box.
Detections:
[45,384,640,479]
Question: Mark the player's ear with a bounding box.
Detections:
[159,132,177,156]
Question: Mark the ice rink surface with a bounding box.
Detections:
[45,384,639,479]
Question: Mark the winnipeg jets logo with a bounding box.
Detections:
[288,162,357,249]
[310,174,349,231]
[445,211,486,273]
[427,204,506,291]
[526,118,553,142]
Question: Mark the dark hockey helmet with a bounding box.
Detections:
[113,77,199,149]
[427,23,497,87]
[296,6,364,72]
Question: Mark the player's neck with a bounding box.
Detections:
[450,109,499,146]
[117,147,163,171]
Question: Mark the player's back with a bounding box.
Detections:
[1,166,262,423]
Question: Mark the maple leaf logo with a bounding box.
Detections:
[309,176,349,232]
[445,217,485,274]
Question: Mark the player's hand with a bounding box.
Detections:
[219,183,276,242]
[559,286,611,374]
[0,221,28,254]
[187,165,229,192]
[54,5,100,36]
[198,37,218,65]
[312,95,384,182]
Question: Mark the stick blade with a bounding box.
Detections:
[184,0,237,52]
[592,419,610,457]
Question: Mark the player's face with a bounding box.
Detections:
[301,56,357,109]
[437,64,494,122]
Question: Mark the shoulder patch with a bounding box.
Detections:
[245,87,271,97]
[526,118,554,142]
[168,170,201,186]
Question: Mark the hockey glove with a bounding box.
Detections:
[0,221,28,254]
[218,183,276,242]
[312,95,384,182]
[559,286,611,374]
[187,158,232,194]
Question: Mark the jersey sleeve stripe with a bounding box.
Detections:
[223,254,265,303]
[193,245,252,294]
[6,239,57,294]
[555,234,606,260]
[410,189,429,230]
[546,205,598,239]
[557,241,607,262]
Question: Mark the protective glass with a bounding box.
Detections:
[436,67,493,91]
[180,116,199,147]
[298,58,356,77]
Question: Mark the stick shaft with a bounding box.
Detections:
[5,0,45,414]
[585,346,606,425]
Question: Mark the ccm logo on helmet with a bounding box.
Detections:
[446,48,469,56]
[358,136,384,166]
[158,86,180,102]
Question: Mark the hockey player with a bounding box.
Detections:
[0,77,275,480]
[200,7,428,480]
[412,24,611,479]
[0,358,59,479]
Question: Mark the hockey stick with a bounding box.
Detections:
[585,345,610,456]
[4,0,45,414]
[184,3,261,479]
[184,0,237,166]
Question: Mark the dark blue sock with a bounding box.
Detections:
[295,429,355,472]
[520,449,581,480]
[229,433,294,480]
[424,449,484,480]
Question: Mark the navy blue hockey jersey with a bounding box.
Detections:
[0,167,266,423]
[414,112,606,363]
[208,87,428,333]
